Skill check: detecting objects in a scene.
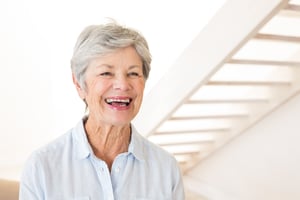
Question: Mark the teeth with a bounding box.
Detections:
[106,98,130,103]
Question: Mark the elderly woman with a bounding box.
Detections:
[19,22,185,200]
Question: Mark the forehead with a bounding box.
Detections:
[90,47,143,68]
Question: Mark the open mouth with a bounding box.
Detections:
[105,98,132,107]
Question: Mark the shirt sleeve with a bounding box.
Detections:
[19,153,44,200]
[172,158,185,200]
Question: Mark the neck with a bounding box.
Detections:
[84,117,131,170]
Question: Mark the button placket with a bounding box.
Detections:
[91,156,115,199]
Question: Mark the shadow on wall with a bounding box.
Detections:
[0,179,19,200]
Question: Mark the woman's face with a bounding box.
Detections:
[75,46,145,126]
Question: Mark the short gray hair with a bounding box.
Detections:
[71,22,152,89]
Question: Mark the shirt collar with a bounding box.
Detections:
[73,117,93,160]
[72,117,145,161]
[128,125,145,162]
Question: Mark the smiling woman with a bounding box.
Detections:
[76,47,146,127]
[19,21,185,200]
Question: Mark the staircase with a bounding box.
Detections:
[133,0,300,174]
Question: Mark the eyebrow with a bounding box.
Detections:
[128,65,143,70]
[96,64,142,70]
[95,64,113,69]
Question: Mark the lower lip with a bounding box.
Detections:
[107,103,131,111]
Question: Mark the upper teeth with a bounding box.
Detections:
[106,98,130,103]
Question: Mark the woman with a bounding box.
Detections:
[19,22,185,199]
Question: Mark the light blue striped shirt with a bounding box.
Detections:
[19,119,185,200]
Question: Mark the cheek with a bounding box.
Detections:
[134,83,145,104]
[136,79,145,92]
[85,80,107,102]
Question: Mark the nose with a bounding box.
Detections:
[113,74,131,91]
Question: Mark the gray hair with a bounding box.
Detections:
[71,22,152,89]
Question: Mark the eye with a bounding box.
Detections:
[100,72,113,77]
[128,72,142,78]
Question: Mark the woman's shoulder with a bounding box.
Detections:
[132,128,177,164]
[27,129,74,164]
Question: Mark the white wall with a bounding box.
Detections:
[184,92,300,200]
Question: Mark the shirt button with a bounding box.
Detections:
[100,167,104,172]
[115,167,120,173]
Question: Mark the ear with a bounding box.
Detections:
[72,73,86,100]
